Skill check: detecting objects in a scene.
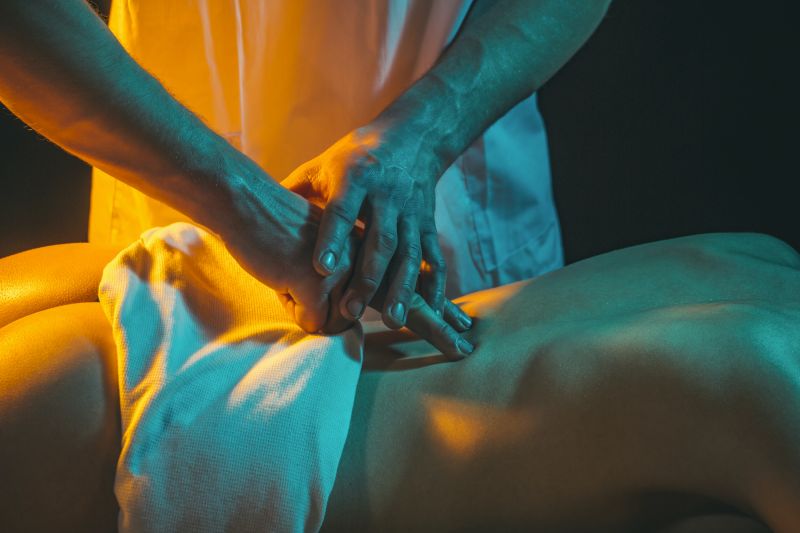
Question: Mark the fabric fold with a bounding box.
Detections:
[99,222,363,532]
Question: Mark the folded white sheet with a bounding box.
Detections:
[98,223,363,532]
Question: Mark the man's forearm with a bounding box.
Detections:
[376,0,612,174]
[0,0,285,234]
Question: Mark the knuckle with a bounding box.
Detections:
[436,321,452,338]
[395,173,414,192]
[351,158,373,175]
[402,192,423,212]
[421,229,438,241]
[333,250,351,272]
[422,257,447,277]
[408,293,428,311]
[375,231,398,252]
[352,165,379,188]
[388,181,414,204]
[327,202,357,225]
[354,276,381,294]
[429,288,445,304]
[395,278,417,295]
[398,242,422,262]
[431,258,447,274]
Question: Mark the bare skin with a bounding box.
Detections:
[0,0,611,331]
[0,0,475,354]
[0,0,610,342]
[1,232,798,531]
[327,233,800,532]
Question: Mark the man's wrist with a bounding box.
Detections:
[213,143,316,244]
[372,77,462,181]
[167,131,278,239]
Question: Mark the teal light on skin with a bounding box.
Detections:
[0,0,611,356]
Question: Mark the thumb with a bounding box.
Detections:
[291,291,329,333]
[281,164,316,198]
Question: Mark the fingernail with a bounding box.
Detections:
[320,251,337,272]
[457,338,474,355]
[459,313,472,330]
[346,298,365,319]
[391,301,406,324]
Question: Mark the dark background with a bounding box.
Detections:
[1,1,798,262]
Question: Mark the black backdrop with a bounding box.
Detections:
[1,0,798,263]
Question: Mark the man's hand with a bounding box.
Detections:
[220,170,474,358]
[218,175,352,333]
[282,121,448,330]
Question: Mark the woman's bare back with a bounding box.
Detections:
[325,233,800,531]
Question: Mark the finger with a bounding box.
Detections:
[405,294,474,360]
[320,303,356,334]
[290,287,329,333]
[279,293,296,322]
[381,215,422,329]
[340,206,398,320]
[419,227,447,315]
[281,164,316,197]
[275,291,292,307]
[443,299,473,332]
[314,186,366,276]
[320,254,358,334]
[281,174,310,197]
